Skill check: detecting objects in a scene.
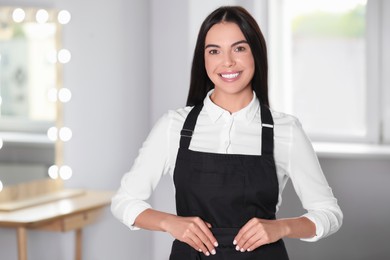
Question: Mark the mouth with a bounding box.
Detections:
[219,72,241,79]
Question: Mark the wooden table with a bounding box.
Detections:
[0,190,113,260]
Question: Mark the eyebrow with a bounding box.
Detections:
[205,40,249,49]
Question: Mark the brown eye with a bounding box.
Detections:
[208,49,219,55]
[235,46,246,52]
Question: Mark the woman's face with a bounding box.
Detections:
[204,22,255,98]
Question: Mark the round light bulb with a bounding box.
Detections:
[36,9,49,24]
[0,138,3,150]
[0,96,2,105]
[0,180,3,192]
[59,165,72,180]
[47,88,58,102]
[12,8,25,23]
[47,127,58,141]
[48,165,59,179]
[58,49,71,64]
[58,10,71,24]
[58,88,72,103]
[59,127,72,142]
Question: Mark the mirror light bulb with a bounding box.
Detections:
[48,165,59,179]
[36,9,49,24]
[0,180,3,192]
[58,10,71,24]
[0,96,3,105]
[58,88,72,103]
[12,8,25,23]
[59,127,72,142]
[58,49,71,64]
[0,138,3,150]
[47,127,58,141]
[59,165,72,180]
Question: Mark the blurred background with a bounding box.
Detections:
[0,0,389,259]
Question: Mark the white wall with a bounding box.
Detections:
[0,0,152,259]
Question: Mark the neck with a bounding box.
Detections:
[210,89,253,113]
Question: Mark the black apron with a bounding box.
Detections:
[169,103,289,260]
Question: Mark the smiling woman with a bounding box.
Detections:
[111,5,342,260]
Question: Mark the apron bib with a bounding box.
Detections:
[170,103,289,260]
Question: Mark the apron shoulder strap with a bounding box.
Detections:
[261,104,274,156]
[180,103,203,149]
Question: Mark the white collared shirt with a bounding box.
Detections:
[111,90,343,242]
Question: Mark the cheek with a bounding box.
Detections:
[204,57,216,77]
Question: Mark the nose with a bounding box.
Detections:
[223,53,235,67]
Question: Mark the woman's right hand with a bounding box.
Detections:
[163,215,218,256]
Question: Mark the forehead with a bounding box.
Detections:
[205,22,246,44]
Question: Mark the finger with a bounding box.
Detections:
[236,227,259,251]
[240,231,264,252]
[205,221,212,228]
[191,221,217,254]
[197,220,218,247]
[234,218,258,246]
[246,237,269,252]
[186,231,211,256]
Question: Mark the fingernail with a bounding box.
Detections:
[240,248,245,252]
[198,249,202,252]
[233,240,237,245]
[211,249,216,255]
[214,241,219,247]
[247,248,251,252]
[235,245,240,251]
[205,251,210,256]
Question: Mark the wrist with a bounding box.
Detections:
[277,219,292,238]
[160,213,176,233]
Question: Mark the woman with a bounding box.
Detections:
[111,6,343,259]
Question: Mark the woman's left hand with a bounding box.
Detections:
[233,218,287,252]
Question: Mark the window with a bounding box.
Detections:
[268,0,388,144]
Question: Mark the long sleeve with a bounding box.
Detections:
[111,113,172,230]
[286,119,343,241]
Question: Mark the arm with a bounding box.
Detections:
[111,111,217,256]
[234,117,342,252]
[111,114,171,230]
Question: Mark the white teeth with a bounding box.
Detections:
[220,73,239,79]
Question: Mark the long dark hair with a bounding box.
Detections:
[186,6,269,107]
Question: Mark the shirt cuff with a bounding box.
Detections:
[299,213,325,242]
[123,204,152,230]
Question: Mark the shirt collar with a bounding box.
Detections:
[203,89,260,124]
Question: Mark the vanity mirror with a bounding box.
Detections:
[0,6,75,210]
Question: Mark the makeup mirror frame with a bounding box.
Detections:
[0,6,72,209]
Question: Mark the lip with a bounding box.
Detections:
[218,71,242,82]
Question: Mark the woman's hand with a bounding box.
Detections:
[233,218,288,252]
[163,215,218,256]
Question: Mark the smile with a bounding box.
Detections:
[219,72,240,79]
